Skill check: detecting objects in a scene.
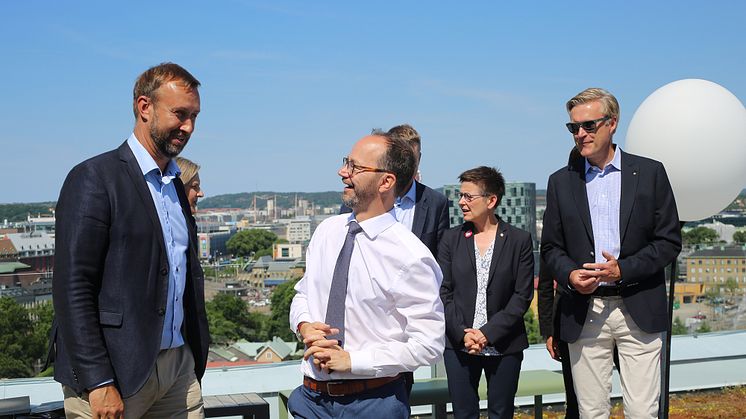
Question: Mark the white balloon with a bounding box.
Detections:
[625,79,746,221]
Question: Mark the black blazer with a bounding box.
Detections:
[540,149,681,343]
[438,220,534,354]
[51,142,210,398]
[341,181,450,257]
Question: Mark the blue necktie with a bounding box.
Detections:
[324,222,363,347]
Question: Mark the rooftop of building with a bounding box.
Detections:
[687,246,746,258]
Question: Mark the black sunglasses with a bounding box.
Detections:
[565,116,611,134]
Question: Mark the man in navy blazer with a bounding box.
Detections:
[52,63,210,418]
[341,124,449,257]
[541,88,681,418]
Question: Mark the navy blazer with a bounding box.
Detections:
[340,181,449,257]
[541,149,681,343]
[438,220,534,355]
[51,142,210,397]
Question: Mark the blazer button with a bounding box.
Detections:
[158,308,165,316]
[160,267,168,276]
[590,251,595,257]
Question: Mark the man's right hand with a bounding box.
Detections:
[569,269,600,294]
[545,336,561,361]
[298,322,340,347]
[88,384,124,419]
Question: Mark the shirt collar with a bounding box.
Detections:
[400,181,417,204]
[585,145,622,174]
[346,208,398,240]
[126,133,181,179]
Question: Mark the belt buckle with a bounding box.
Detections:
[326,380,347,397]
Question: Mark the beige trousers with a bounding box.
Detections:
[63,345,204,419]
[568,296,662,419]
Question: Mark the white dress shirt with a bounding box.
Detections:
[393,181,417,231]
[290,209,445,380]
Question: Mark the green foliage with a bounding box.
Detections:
[696,321,711,334]
[198,191,343,210]
[205,294,269,344]
[725,278,738,295]
[226,229,277,258]
[267,278,301,342]
[523,310,541,344]
[0,298,53,378]
[0,202,56,223]
[733,231,746,244]
[672,316,688,335]
[682,227,719,246]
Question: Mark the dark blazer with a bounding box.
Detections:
[540,148,681,343]
[536,255,557,339]
[341,181,450,257]
[51,142,210,398]
[438,220,534,354]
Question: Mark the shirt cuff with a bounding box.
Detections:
[348,350,376,376]
[87,379,114,391]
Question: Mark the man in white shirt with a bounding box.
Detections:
[288,133,445,418]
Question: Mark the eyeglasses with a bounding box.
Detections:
[342,157,391,175]
[458,192,489,202]
[565,116,611,134]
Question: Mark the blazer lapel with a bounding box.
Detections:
[411,181,427,237]
[463,223,477,275]
[118,142,166,255]
[619,151,639,244]
[487,221,509,288]
[569,157,595,246]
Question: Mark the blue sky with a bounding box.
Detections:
[1,1,744,203]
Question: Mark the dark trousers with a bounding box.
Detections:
[557,338,579,419]
[443,348,523,419]
[287,377,409,419]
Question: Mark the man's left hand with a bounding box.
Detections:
[582,251,622,282]
[303,341,351,373]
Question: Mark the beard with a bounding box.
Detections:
[341,178,375,212]
[150,110,189,158]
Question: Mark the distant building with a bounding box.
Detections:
[286,218,311,244]
[26,212,56,233]
[685,246,746,294]
[273,243,303,261]
[443,182,537,246]
[0,237,18,261]
[5,231,55,272]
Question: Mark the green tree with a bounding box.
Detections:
[268,278,301,342]
[523,310,541,344]
[672,316,688,335]
[696,321,711,334]
[226,229,278,258]
[682,227,719,246]
[206,294,269,344]
[0,297,50,378]
[733,231,746,244]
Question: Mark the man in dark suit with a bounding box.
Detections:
[341,124,449,257]
[52,63,210,418]
[541,88,681,418]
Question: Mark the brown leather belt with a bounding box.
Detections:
[303,374,403,396]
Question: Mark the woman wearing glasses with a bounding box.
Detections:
[438,166,535,419]
[175,157,204,215]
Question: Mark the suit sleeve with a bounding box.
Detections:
[480,233,535,345]
[617,163,682,284]
[52,163,115,390]
[540,175,580,290]
[434,195,450,255]
[438,230,467,346]
[536,254,555,339]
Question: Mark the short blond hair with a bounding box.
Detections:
[175,157,200,185]
[566,88,620,120]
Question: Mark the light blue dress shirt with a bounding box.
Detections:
[127,134,189,349]
[585,146,622,286]
[394,181,417,231]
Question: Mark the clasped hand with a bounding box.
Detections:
[570,251,622,294]
[299,322,351,373]
[463,328,487,354]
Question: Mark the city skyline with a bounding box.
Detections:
[1,1,745,203]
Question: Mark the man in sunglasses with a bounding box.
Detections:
[541,88,681,418]
[288,133,445,418]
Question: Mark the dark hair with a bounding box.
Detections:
[458,166,505,206]
[375,133,417,196]
[133,62,200,118]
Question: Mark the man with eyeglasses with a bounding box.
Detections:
[541,88,681,418]
[288,133,445,418]
[341,124,449,258]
